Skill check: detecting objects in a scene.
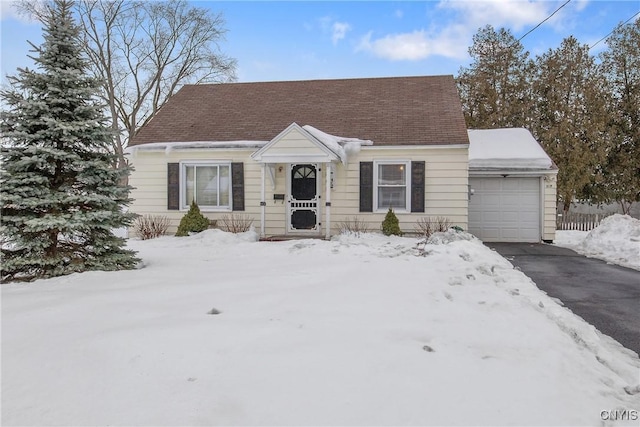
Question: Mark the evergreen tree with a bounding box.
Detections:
[457,25,534,129]
[381,208,403,236]
[530,36,608,212]
[1,0,139,282]
[175,202,210,237]
[591,20,640,214]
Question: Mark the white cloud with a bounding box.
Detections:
[317,16,352,45]
[357,26,469,61]
[394,9,404,19]
[438,0,583,33]
[574,0,590,12]
[331,21,351,45]
[439,0,552,31]
[1,1,19,21]
[0,0,38,23]
[356,0,578,62]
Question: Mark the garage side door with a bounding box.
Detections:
[469,177,540,242]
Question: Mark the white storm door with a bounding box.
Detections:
[287,164,320,233]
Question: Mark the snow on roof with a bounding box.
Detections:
[125,140,268,156]
[124,127,373,164]
[302,125,373,164]
[468,128,553,170]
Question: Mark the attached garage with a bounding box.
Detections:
[469,177,541,242]
[467,129,558,243]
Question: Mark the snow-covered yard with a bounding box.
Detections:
[555,214,640,271]
[2,229,639,426]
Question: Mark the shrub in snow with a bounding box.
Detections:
[414,216,453,237]
[175,202,210,237]
[219,214,254,233]
[0,1,138,282]
[133,215,170,240]
[381,208,403,236]
[338,216,370,235]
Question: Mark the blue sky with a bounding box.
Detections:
[1,1,639,83]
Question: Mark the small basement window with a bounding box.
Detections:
[181,162,231,210]
[374,161,410,212]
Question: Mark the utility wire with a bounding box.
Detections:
[517,0,572,43]
[589,10,640,49]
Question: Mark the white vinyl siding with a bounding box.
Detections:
[129,150,280,236]
[128,145,470,236]
[328,147,469,234]
[542,175,557,242]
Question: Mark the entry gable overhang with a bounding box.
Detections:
[251,122,341,164]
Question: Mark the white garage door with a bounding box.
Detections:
[469,177,541,242]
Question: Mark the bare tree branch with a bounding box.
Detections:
[19,0,237,174]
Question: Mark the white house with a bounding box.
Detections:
[127,76,557,242]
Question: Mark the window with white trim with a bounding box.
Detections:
[374,161,410,211]
[181,162,231,210]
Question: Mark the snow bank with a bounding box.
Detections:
[2,230,639,426]
[556,215,640,270]
[468,128,553,170]
[135,228,259,249]
[554,229,589,248]
[425,228,479,245]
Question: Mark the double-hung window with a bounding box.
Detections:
[374,161,410,211]
[181,162,231,210]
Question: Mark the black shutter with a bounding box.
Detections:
[167,163,180,210]
[231,162,245,211]
[359,162,373,212]
[411,161,425,213]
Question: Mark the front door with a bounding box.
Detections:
[288,164,320,232]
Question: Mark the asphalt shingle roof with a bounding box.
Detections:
[130,75,469,146]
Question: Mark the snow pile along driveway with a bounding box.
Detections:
[556,214,640,270]
[2,230,639,426]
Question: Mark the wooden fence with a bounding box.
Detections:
[556,212,611,231]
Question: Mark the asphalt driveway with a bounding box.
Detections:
[488,243,640,357]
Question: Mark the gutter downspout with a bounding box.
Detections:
[260,164,266,237]
[325,163,331,240]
